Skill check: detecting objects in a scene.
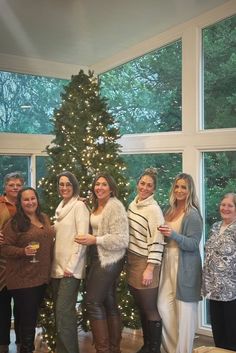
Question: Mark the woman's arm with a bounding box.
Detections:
[1,221,29,258]
[96,199,129,251]
[170,210,203,251]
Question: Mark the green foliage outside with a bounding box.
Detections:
[203,15,236,129]
[0,71,68,134]
[100,40,182,134]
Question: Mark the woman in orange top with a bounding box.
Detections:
[0,172,24,353]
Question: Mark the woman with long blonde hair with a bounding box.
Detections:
[158,173,203,353]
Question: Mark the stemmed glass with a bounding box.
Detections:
[29,241,40,263]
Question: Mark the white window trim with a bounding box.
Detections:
[0,0,235,335]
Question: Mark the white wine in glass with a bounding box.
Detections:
[29,241,40,263]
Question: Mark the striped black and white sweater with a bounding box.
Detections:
[128,194,165,265]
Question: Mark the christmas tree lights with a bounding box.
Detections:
[38,70,139,352]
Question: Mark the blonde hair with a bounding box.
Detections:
[165,173,201,219]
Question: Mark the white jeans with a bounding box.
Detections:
[158,247,198,353]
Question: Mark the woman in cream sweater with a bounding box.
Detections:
[51,171,90,353]
[75,172,129,353]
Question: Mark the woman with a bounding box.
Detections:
[0,172,24,353]
[158,173,203,353]
[202,193,236,351]
[1,187,54,353]
[75,172,129,353]
[127,168,165,353]
[51,171,90,353]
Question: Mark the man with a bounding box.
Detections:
[0,172,24,353]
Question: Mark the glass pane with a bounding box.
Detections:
[36,156,49,199]
[0,155,30,194]
[100,40,182,134]
[123,153,182,209]
[203,150,236,325]
[203,15,236,129]
[0,71,68,134]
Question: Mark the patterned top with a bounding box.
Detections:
[0,195,16,291]
[202,220,236,301]
[128,194,165,265]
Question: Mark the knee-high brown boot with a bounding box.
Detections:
[107,315,122,353]
[90,319,110,353]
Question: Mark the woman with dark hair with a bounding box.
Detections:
[51,171,90,353]
[0,172,24,353]
[1,187,54,353]
[158,173,203,353]
[127,168,165,353]
[202,193,236,351]
[75,172,129,353]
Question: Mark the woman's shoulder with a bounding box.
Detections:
[186,207,202,219]
[106,197,126,213]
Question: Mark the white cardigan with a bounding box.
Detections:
[51,197,90,279]
[95,197,129,267]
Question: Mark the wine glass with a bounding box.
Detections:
[29,241,40,263]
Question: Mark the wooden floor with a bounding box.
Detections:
[9,327,215,353]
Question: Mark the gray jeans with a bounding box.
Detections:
[52,277,81,353]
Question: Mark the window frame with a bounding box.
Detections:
[0,0,235,337]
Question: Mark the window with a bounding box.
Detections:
[99,40,182,134]
[0,71,68,134]
[0,155,30,194]
[202,150,236,326]
[203,15,236,129]
[123,153,182,208]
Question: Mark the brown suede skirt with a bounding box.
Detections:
[126,251,160,289]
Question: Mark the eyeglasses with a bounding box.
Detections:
[58,182,72,188]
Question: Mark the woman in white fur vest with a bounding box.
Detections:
[75,172,129,353]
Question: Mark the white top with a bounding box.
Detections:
[51,197,90,279]
[90,213,102,236]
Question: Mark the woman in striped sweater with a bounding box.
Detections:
[127,168,165,353]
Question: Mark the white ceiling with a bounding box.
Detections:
[0,0,231,67]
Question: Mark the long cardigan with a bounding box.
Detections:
[95,197,129,267]
[169,207,203,302]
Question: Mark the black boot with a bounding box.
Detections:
[136,314,149,353]
[20,327,35,353]
[147,320,162,353]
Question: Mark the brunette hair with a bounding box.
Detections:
[57,171,80,197]
[165,173,201,219]
[137,167,158,190]
[11,187,45,232]
[91,172,118,210]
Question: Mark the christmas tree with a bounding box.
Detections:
[39,70,140,352]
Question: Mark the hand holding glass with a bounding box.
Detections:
[29,241,40,263]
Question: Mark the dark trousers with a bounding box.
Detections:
[0,286,20,345]
[210,298,236,351]
[11,284,46,352]
[85,248,124,320]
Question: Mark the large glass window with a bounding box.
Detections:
[0,71,68,134]
[0,155,30,194]
[203,15,236,129]
[100,40,182,134]
[202,150,236,325]
[123,153,182,208]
